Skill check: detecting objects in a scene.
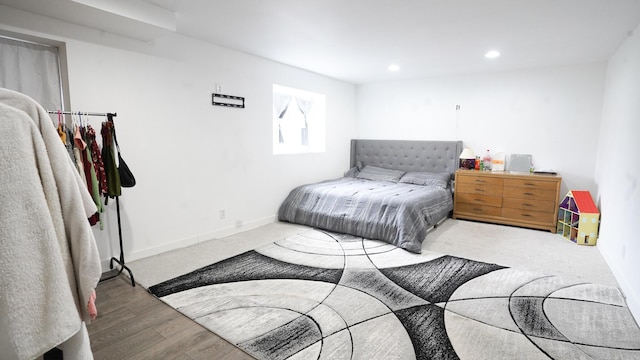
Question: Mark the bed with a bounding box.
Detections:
[278,139,463,253]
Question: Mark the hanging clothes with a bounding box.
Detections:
[64,126,76,164]
[0,87,101,360]
[80,130,101,227]
[87,126,106,229]
[56,111,78,164]
[101,120,121,198]
[73,123,88,188]
[86,125,107,194]
[56,111,66,144]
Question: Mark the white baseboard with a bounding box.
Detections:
[627,291,640,327]
[599,247,640,325]
[100,233,200,273]
[113,215,277,266]
[100,259,111,273]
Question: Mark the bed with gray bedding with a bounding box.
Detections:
[278,139,463,253]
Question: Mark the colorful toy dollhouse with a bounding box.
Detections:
[557,190,600,245]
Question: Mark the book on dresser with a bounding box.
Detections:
[453,170,562,232]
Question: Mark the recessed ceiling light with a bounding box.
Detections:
[388,64,400,72]
[485,50,501,59]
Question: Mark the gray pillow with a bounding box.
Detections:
[344,166,360,178]
[356,165,405,182]
[399,172,450,188]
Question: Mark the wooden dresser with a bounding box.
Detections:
[453,170,562,232]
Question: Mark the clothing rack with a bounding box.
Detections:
[47,110,117,117]
[47,110,135,287]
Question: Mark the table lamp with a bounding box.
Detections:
[459,147,476,169]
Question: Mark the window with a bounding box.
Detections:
[0,31,68,111]
[273,84,326,154]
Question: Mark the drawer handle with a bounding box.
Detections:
[523,203,533,207]
[475,179,486,183]
[475,188,485,192]
[524,192,534,196]
[521,213,531,217]
[474,198,484,202]
[524,183,536,186]
[473,208,482,211]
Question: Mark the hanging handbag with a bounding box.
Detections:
[117,152,136,188]
[109,114,136,188]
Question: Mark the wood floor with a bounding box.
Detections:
[87,276,255,360]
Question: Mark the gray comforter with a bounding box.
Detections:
[278,177,453,253]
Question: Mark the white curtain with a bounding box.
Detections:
[296,97,313,146]
[0,36,62,111]
[273,93,292,143]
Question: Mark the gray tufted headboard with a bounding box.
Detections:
[350,139,463,176]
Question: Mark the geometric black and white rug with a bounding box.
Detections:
[149,229,640,360]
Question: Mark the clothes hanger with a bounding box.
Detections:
[57,111,67,144]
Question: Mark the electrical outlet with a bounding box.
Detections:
[219,209,226,220]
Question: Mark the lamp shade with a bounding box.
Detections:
[459,147,475,159]
[459,147,476,169]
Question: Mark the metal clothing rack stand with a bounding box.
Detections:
[48,110,135,286]
[105,196,135,286]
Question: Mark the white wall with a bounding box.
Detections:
[357,63,606,196]
[357,56,640,321]
[0,6,357,269]
[595,25,640,320]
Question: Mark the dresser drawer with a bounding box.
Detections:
[503,186,557,202]
[503,197,555,212]
[457,175,504,188]
[501,208,555,224]
[456,192,502,207]
[457,184,502,197]
[456,202,502,217]
[504,178,558,190]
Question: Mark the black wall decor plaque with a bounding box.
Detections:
[212,93,245,108]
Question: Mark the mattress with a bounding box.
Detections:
[278,177,453,253]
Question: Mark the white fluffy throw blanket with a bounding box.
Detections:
[0,88,101,359]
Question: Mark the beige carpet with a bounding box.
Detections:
[129,219,619,289]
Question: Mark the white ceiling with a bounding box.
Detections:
[3,0,640,84]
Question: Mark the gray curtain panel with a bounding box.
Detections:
[0,36,62,111]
